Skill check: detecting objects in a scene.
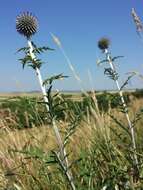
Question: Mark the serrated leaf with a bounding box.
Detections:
[112,56,124,62]
[120,74,135,90]
[31,41,54,54]
[104,67,119,80]
[109,114,131,137]
[16,47,29,54]
[97,59,108,66]
[43,74,68,86]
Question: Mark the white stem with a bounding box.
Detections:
[27,40,75,188]
[105,49,138,166]
[27,41,49,109]
[27,39,65,152]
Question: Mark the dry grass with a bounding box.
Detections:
[0,96,143,189]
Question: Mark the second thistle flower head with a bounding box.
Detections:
[16,12,38,39]
[98,38,110,51]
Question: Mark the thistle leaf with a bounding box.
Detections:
[97,59,108,65]
[109,114,131,137]
[111,56,124,62]
[120,74,135,90]
[43,74,68,86]
[132,108,143,127]
[16,47,29,54]
[104,67,119,80]
[31,41,54,54]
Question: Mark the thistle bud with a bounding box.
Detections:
[16,12,38,39]
[98,38,110,50]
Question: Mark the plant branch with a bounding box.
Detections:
[104,48,138,167]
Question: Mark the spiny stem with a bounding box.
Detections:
[105,49,138,166]
[54,151,76,190]
[27,40,75,190]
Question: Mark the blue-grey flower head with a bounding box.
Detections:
[16,12,38,39]
[98,38,110,50]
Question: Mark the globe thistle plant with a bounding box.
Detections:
[97,37,138,167]
[16,12,76,190]
[16,12,48,108]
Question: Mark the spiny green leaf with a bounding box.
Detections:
[104,67,119,81]
[31,41,54,54]
[97,59,108,66]
[33,46,54,54]
[111,56,124,62]
[120,74,135,90]
[16,47,29,54]
[109,114,131,137]
[132,108,143,127]
[43,74,68,86]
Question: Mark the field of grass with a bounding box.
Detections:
[0,90,143,189]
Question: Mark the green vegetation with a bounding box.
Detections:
[0,90,142,129]
[0,90,143,189]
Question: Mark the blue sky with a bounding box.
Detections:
[0,0,143,92]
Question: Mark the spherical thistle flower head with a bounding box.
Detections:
[98,38,110,51]
[16,12,38,39]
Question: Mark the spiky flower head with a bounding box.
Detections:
[98,38,110,50]
[16,12,38,39]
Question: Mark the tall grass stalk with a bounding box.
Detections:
[50,33,100,113]
[50,33,85,91]
[50,33,101,123]
[50,33,81,81]
[104,48,138,166]
[131,8,143,39]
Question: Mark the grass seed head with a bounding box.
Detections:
[98,38,110,50]
[16,12,38,39]
[131,8,143,33]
